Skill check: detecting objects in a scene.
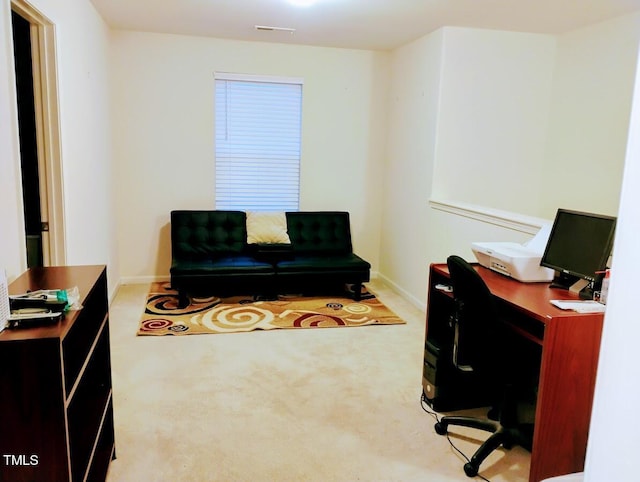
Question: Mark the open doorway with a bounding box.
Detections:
[12,10,42,267]
[10,0,65,268]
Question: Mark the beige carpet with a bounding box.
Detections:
[108,279,530,481]
[138,282,405,336]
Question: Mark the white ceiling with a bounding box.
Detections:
[89,0,640,51]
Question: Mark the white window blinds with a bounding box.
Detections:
[215,74,302,211]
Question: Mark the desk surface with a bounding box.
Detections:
[428,263,604,482]
[432,262,601,322]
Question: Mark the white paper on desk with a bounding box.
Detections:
[551,300,606,313]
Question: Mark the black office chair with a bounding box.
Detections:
[434,255,528,478]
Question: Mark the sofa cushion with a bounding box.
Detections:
[171,210,247,259]
[246,211,291,244]
[276,253,371,273]
[285,211,353,254]
[171,256,273,275]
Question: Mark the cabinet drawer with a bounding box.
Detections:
[86,398,115,482]
[67,322,112,481]
[62,270,108,397]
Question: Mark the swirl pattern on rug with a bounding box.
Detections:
[137,282,405,336]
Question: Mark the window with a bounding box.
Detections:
[214,73,302,211]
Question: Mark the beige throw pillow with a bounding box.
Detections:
[246,211,291,244]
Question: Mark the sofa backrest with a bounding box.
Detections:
[285,211,353,254]
[171,210,247,259]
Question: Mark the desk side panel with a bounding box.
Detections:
[530,314,603,482]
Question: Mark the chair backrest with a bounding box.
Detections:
[447,255,500,374]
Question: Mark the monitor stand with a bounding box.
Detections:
[569,279,591,298]
[550,273,593,299]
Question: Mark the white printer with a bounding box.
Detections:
[471,225,554,282]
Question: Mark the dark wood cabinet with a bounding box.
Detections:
[0,265,115,482]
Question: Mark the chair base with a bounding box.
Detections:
[434,415,525,478]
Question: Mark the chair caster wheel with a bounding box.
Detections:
[464,462,478,478]
[434,421,447,435]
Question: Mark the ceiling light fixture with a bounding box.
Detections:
[255,25,297,34]
[288,0,317,6]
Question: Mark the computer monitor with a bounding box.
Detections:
[540,208,616,297]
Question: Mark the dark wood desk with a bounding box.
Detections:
[423,263,604,482]
[0,265,115,482]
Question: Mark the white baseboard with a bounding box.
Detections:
[375,272,426,312]
[108,279,121,305]
[119,275,170,285]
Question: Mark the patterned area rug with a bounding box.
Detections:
[137,282,406,336]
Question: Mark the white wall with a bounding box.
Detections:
[380,17,639,307]
[433,27,556,216]
[378,30,444,306]
[585,41,640,482]
[0,0,117,294]
[0,0,26,278]
[381,27,557,307]
[50,0,117,288]
[542,12,640,219]
[110,31,390,282]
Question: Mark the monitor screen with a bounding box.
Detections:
[540,209,616,283]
